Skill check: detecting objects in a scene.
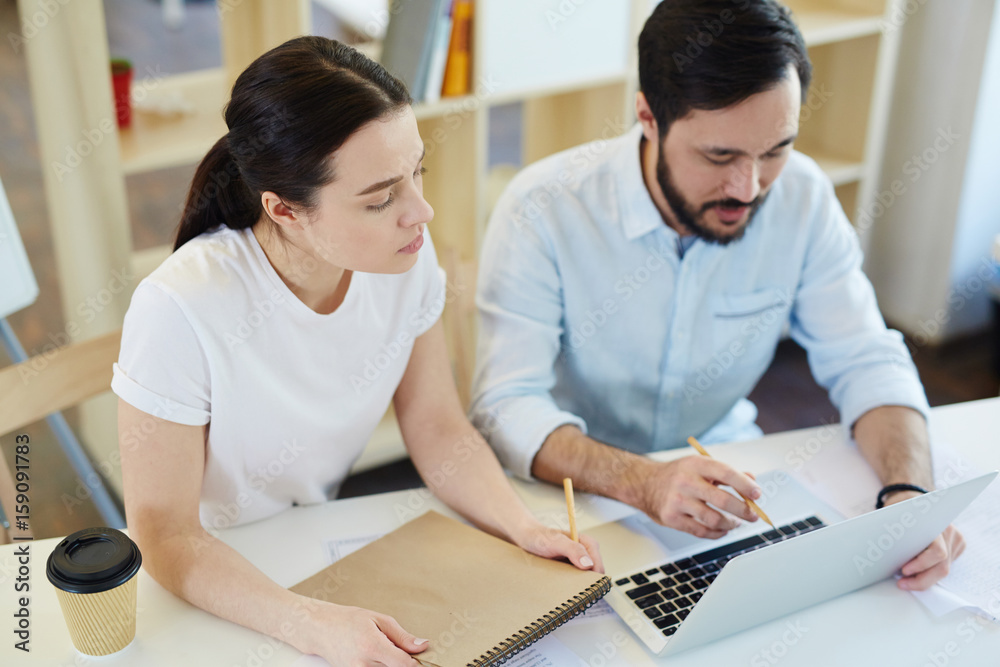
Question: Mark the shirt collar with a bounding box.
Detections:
[614,123,677,242]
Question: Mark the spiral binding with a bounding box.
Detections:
[471,576,612,666]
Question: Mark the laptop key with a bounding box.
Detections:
[636,592,663,609]
[631,573,650,585]
[761,529,782,541]
[645,567,660,576]
[690,577,709,590]
[660,562,680,576]
[627,582,660,600]
[643,607,662,620]
[703,560,721,572]
[690,591,704,602]
[689,566,706,577]
[675,557,697,570]
[659,600,677,614]
[662,626,678,637]
[677,608,691,620]
[614,578,630,586]
[692,534,765,565]
[676,583,694,596]
[805,516,824,527]
[792,520,810,532]
[673,595,693,609]
[674,571,693,583]
[655,613,680,629]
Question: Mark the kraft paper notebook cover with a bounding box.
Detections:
[290,510,611,667]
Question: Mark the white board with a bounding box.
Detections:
[0,175,39,319]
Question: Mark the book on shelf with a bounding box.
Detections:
[441,0,473,98]
[380,0,452,103]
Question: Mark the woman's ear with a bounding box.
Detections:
[261,191,306,231]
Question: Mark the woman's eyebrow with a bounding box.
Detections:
[355,148,427,196]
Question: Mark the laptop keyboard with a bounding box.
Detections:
[614,516,826,639]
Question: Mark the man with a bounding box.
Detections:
[470,0,962,590]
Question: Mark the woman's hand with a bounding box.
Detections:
[298,599,428,666]
[509,521,605,573]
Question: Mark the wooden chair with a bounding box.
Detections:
[0,329,123,543]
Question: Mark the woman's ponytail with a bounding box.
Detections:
[174,135,257,251]
[172,36,411,251]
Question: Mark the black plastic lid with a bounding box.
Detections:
[46,527,142,594]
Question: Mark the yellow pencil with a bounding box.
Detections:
[686,436,774,529]
[563,477,578,542]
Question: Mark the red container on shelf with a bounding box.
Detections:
[110,59,132,129]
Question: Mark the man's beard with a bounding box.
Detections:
[655,142,767,246]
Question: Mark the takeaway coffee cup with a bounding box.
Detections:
[46,527,142,656]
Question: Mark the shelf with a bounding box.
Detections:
[119,68,228,175]
[786,2,884,46]
[810,153,865,185]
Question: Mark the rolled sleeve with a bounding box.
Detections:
[112,282,212,425]
[469,186,587,480]
[790,180,930,429]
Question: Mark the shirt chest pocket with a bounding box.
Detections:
[711,287,792,353]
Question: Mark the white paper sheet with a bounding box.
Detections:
[792,441,1000,622]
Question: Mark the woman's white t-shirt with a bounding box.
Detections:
[111,225,446,529]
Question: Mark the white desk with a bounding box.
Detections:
[2,398,999,666]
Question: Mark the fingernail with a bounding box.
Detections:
[751,488,762,500]
[414,638,429,645]
[581,556,594,568]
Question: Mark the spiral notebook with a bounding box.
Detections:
[289,510,611,666]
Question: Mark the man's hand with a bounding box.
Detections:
[884,490,966,591]
[637,455,764,538]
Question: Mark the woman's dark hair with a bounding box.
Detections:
[638,0,811,137]
[174,36,411,251]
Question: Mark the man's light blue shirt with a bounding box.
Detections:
[470,124,930,480]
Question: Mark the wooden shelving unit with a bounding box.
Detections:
[19,0,904,483]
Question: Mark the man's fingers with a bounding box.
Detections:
[695,458,763,503]
[682,494,739,532]
[700,481,759,523]
[899,560,950,591]
[900,537,949,577]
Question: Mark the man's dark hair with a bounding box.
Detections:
[638,0,812,136]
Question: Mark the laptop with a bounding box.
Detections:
[603,469,997,656]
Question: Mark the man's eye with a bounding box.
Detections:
[707,157,733,166]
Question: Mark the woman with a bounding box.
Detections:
[113,37,602,666]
